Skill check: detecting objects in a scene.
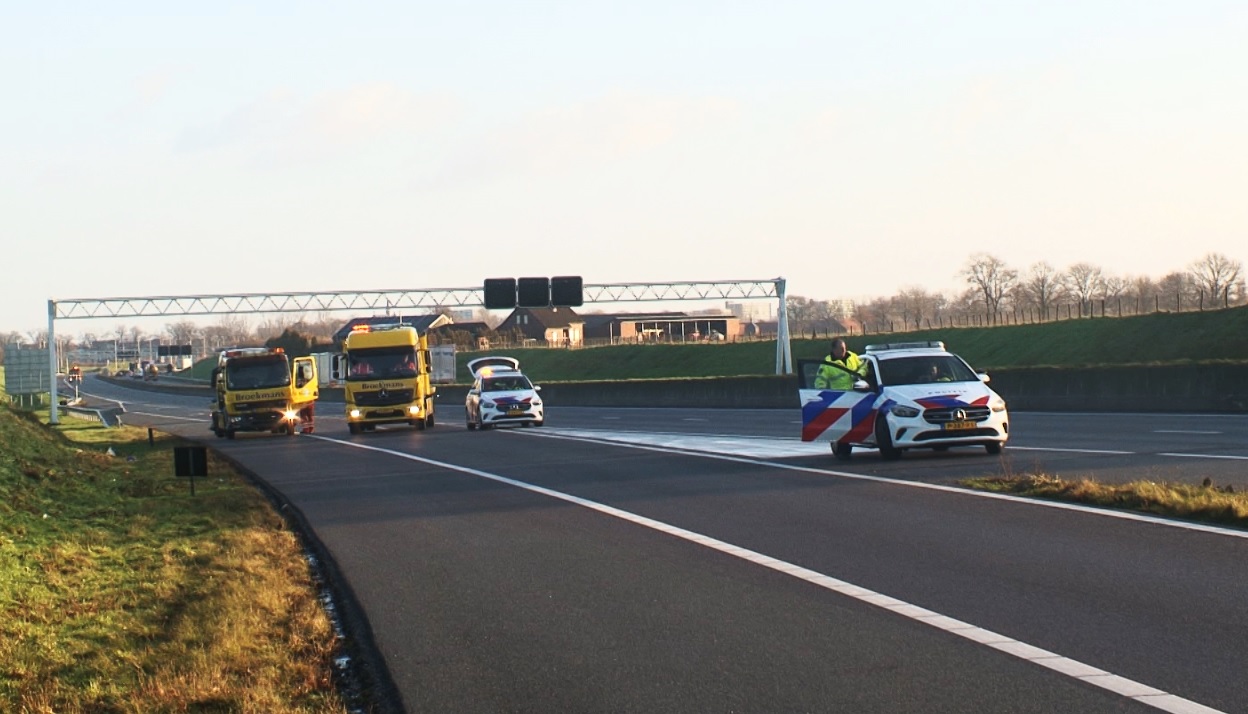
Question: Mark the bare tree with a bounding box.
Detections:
[960,254,1017,324]
[211,315,254,346]
[895,287,945,330]
[1019,262,1064,320]
[164,320,200,346]
[1098,275,1129,315]
[1188,252,1243,307]
[1157,271,1198,311]
[1063,263,1104,317]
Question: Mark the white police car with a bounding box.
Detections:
[465,356,545,430]
[798,341,1009,460]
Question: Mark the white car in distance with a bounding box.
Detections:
[465,356,545,430]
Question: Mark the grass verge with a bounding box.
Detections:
[0,403,348,714]
[961,474,1248,529]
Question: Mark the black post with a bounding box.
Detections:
[148,427,155,447]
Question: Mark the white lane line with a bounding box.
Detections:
[1158,453,1248,461]
[682,418,708,422]
[1153,430,1221,435]
[524,430,1248,541]
[129,412,204,422]
[1007,446,1135,455]
[308,433,1227,714]
[600,416,621,420]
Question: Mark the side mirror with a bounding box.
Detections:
[978,372,991,384]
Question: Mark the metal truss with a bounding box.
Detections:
[46,278,792,423]
[50,279,785,320]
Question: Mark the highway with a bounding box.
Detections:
[80,376,1248,713]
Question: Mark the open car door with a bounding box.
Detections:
[797,359,881,446]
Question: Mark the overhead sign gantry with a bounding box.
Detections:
[45,277,792,423]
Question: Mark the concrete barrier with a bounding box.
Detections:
[104,364,1248,414]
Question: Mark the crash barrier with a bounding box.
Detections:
[104,363,1248,413]
[61,404,127,427]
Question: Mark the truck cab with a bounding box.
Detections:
[210,347,318,439]
[341,324,437,434]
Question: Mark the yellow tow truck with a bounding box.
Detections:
[210,347,318,439]
[341,324,437,434]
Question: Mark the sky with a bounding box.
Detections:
[3,1,1246,337]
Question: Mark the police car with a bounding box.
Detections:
[465,356,545,430]
[798,341,1009,460]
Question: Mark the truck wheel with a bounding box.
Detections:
[226,429,236,440]
[414,417,426,431]
[285,421,296,436]
[348,423,359,435]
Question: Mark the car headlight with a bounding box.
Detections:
[408,405,421,415]
[482,400,496,408]
[890,405,920,418]
[349,409,361,419]
[283,409,298,421]
[532,399,542,407]
[990,396,1007,412]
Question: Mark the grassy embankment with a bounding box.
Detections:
[178,305,1248,383]
[0,369,347,713]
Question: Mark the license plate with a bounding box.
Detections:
[507,408,525,415]
[943,421,975,431]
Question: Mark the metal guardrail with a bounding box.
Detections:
[61,404,126,427]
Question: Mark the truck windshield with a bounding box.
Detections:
[878,355,978,386]
[226,357,291,390]
[347,346,418,380]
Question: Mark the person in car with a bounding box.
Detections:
[814,337,867,390]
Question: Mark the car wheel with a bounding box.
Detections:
[985,442,1003,455]
[874,417,901,461]
[832,442,852,460]
[533,419,544,427]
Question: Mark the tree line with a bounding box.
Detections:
[787,252,1245,335]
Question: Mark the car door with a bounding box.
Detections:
[797,358,882,446]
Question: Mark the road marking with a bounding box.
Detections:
[1007,446,1134,455]
[128,412,204,422]
[310,433,1228,714]
[681,418,708,422]
[1158,453,1248,461]
[1153,430,1221,435]
[523,430,1248,541]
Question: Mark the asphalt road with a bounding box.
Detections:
[77,376,1248,713]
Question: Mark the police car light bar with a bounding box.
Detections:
[864,341,945,353]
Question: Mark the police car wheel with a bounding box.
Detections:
[832,442,852,460]
[874,418,901,461]
[985,442,1003,455]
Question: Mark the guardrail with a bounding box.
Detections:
[61,404,127,427]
